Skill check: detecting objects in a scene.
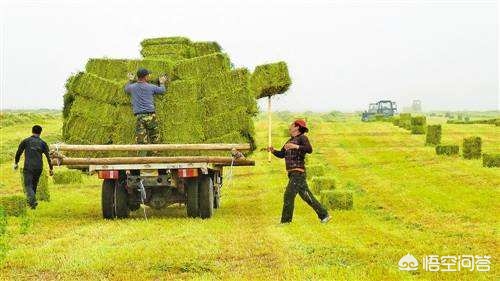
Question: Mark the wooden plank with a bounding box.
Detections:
[51,156,255,166]
[50,143,251,152]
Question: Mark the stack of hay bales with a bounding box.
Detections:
[62,36,291,157]
[462,136,482,159]
[53,169,84,185]
[19,169,50,202]
[410,116,426,134]
[0,195,27,217]
[310,176,336,194]
[321,190,353,211]
[425,125,441,145]
[398,113,412,130]
[482,154,500,167]
[435,145,459,156]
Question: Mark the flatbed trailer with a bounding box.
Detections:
[50,143,255,219]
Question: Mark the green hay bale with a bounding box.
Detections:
[0,207,6,235]
[310,176,336,194]
[398,113,412,130]
[392,117,400,126]
[320,190,353,211]
[306,164,326,179]
[53,169,84,185]
[141,37,192,46]
[141,43,195,60]
[200,68,257,116]
[86,58,174,83]
[435,145,459,155]
[203,106,253,140]
[250,62,291,99]
[495,120,500,126]
[193,41,222,56]
[410,116,426,134]
[19,169,50,202]
[173,53,231,80]
[463,136,482,159]
[0,195,27,217]
[70,72,129,105]
[482,153,500,167]
[425,125,441,146]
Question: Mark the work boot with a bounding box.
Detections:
[29,202,38,210]
[321,215,331,224]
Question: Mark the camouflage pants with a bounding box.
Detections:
[135,113,160,156]
[281,171,329,223]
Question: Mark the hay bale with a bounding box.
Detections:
[140,42,195,60]
[320,190,353,210]
[410,116,426,134]
[310,176,336,194]
[0,195,27,217]
[392,117,400,126]
[435,145,459,155]
[482,153,500,167]
[69,72,129,105]
[250,62,291,99]
[398,113,412,130]
[19,169,50,202]
[425,125,441,146]
[0,207,6,235]
[192,41,222,57]
[53,169,84,185]
[306,164,326,179]
[463,136,482,159]
[141,37,192,46]
[173,53,230,80]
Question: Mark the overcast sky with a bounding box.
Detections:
[0,0,498,112]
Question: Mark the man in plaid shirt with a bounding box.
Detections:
[268,119,330,224]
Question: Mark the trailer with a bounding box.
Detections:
[50,143,254,219]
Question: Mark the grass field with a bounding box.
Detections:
[0,111,498,280]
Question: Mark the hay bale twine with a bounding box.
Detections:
[482,153,500,167]
[425,125,441,146]
[435,145,459,155]
[410,116,426,134]
[0,195,27,217]
[20,169,50,202]
[463,136,482,159]
[306,165,326,179]
[53,169,84,185]
[310,176,336,194]
[320,190,353,210]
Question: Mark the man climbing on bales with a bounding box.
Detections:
[125,68,168,155]
[13,125,53,209]
[268,119,330,224]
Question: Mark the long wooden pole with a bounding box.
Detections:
[268,96,272,163]
[50,143,251,152]
[51,156,255,166]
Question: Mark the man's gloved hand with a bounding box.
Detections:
[159,75,168,84]
[127,73,135,81]
[49,170,54,176]
[13,163,18,170]
[267,146,275,152]
[284,143,299,150]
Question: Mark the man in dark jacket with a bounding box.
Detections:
[14,125,53,209]
[268,119,330,224]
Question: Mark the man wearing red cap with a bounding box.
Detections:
[268,119,330,224]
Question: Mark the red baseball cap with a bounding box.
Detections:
[294,119,309,132]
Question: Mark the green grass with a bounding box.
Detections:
[0,112,498,280]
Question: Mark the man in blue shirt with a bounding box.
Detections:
[125,68,168,155]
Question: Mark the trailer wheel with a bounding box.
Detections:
[185,178,199,218]
[199,175,214,219]
[101,179,130,219]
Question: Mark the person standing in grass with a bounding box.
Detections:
[268,119,330,224]
[13,125,53,209]
[125,68,168,155]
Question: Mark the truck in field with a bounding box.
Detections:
[50,143,254,219]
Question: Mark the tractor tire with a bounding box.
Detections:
[101,179,130,219]
[199,175,214,219]
[185,178,199,218]
[102,179,115,219]
[213,185,220,209]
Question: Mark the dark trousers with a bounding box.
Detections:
[23,169,42,207]
[281,171,329,223]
